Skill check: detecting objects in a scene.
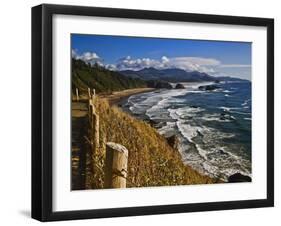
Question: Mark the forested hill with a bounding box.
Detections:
[120,67,248,83]
[72,59,147,94]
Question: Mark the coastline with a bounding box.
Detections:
[100,83,251,183]
[99,87,156,106]
[99,86,221,182]
[72,87,221,188]
[94,96,217,187]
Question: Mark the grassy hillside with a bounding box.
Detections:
[90,97,217,189]
[72,59,147,94]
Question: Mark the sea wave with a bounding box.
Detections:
[241,98,251,106]
[123,81,252,181]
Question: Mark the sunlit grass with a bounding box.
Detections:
[91,97,217,189]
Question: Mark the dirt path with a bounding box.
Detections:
[71,88,155,189]
[71,101,89,190]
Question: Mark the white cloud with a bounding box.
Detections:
[71,49,77,58]
[114,55,219,73]
[168,57,220,72]
[72,49,101,65]
[115,56,167,71]
[161,56,169,64]
[72,51,250,78]
[171,57,220,66]
[219,64,251,68]
[105,64,117,71]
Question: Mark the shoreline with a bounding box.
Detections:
[72,88,223,186]
[95,96,217,186]
[99,87,219,182]
[97,85,249,183]
[100,85,250,183]
[99,87,156,106]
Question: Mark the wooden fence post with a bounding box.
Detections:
[88,87,91,99]
[91,92,96,105]
[75,88,79,102]
[105,142,128,188]
[92,88,96,97]
[88,102,99,153]
[91,110,99,154]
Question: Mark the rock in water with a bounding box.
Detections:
[198,84,220,91]
[228,173,252,183]
[146,80,173,89]
[166,135,179,150]
[175,83,185,89]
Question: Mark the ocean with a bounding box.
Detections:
[121,81,252,181]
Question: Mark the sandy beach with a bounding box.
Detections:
[99,87,155,105]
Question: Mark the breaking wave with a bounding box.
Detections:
[123,81,252,181]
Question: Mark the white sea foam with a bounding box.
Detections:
[219,106,241,111]
[241,98,251,106]
[158,122,176,135]
[176,121,202,142]
[171,121,250,180]
[230,110,251,115]
[201,115,226,122]
[174,107,205,118]
[179,141,251,180]
[185,143,250,180]
[125,83,252,181]
[219,106,231,112]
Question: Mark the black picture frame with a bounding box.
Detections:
[32,4,274,222]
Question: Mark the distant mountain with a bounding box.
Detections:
[120,67,162,80]
[120,67,247,82]
[72,59,146,94]
[72,59,249,95]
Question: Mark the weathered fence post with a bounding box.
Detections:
[91,110,99,154]
[105,142,128,188]
[88,103,99,150]
[88,87,91,99]
[91,92,96,106]
[75,88,79,102]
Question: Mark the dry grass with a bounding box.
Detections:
[91,97,217,189]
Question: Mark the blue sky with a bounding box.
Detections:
[72,34,252,80]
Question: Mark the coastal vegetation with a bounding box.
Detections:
[72,59,147,94]
[90,97,216,188]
